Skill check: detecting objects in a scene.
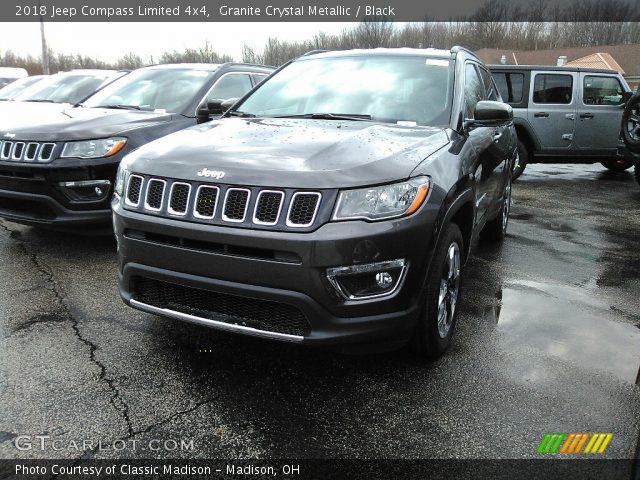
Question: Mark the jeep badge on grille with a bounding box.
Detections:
[197,168,225,179]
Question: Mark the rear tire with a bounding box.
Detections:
[621,93,640,153]
[410,223,463,359]
[512,139,528,181]
[601,159,633,172]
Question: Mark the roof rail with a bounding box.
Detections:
[300,50,329,57]
[450,46,478,59]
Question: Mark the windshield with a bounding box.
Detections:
[15,73,114,104]
[237,55,453,126]
[83,68,216,113]
[0,76,46,100]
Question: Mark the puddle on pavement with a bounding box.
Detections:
[491,280,640,386]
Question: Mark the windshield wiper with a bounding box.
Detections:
[94,104,142,110]
[226,110,256,118]
[24,99,56,103]
[274,113,372,121]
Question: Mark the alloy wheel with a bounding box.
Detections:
[437,242,461,338]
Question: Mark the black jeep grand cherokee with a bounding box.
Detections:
[0,63,272,231]
[113,47,517,357]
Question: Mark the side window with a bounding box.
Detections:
[207,74,253,101]
[464,63,485,119]
[492,72,524,103]
[533,74,573,104]
[583,75,624,105]
[479,67,499,101]
[252,74,269,86]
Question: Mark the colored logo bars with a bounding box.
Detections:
[537,433,613,455]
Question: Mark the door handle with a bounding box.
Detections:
[534,112,549,118]
[493,130,502,143]
[565,113,575,120]
[580,113,594,119]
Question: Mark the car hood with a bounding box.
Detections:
[0,104,176,141]
[126,117,450,189]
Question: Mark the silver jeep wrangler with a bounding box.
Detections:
[489,65,634,179]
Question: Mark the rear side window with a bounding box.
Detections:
[533,74,573,104]
[464,63,485,119]
[493,72,524,103]
[207,74,253,101]
[583,76,624,105]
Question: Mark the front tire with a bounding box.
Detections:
[481,174,511,242]
[621,93,640,153]
[601,159,633,172]
[410,223,463,359]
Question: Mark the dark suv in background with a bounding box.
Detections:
[489,65,634,179]
[0,62,272,231]
[113,47,517,358]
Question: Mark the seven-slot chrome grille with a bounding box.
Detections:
[0,141,56,162]
[124,174,325,230]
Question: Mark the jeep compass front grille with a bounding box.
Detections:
[288,193,321,227]
[0,141,56,162]
[223,188,250,222]
[254,191,284,225]
[194,186,218,218]
[134,276,311,337]
[145,179,166,211]
[124,174,326,231]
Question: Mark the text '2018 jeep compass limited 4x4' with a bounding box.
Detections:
[113,47,517,358]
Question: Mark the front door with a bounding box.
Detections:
[528,71,578,151]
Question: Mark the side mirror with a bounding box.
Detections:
[196,103,211,124]
[221,98,238,111]
[622,91,634,104]
[207,99,226,116]
[469,100,513,127]
[196,98,238,124]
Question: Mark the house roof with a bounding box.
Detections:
[564,53,625,74]
[475,44,640,77]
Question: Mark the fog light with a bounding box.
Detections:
[327,259,407,300]
[58,180,111,202]
[376,272,393,289]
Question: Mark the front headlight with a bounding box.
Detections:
[332,177,430,221]
[60,137,127,159]
[114,153,134,197]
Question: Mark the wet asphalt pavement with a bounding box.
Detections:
[0,163,639,462]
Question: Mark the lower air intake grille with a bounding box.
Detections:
[134,277,310,337]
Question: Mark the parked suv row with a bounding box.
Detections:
[0,63,273,231]
[489,65,634,179]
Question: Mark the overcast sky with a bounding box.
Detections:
[0,22,358,62]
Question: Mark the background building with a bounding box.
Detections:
[476,44,640,91]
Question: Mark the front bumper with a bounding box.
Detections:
[114,194,442,348]
[0,158,120,229]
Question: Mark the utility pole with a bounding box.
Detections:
[38,0,50,74]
